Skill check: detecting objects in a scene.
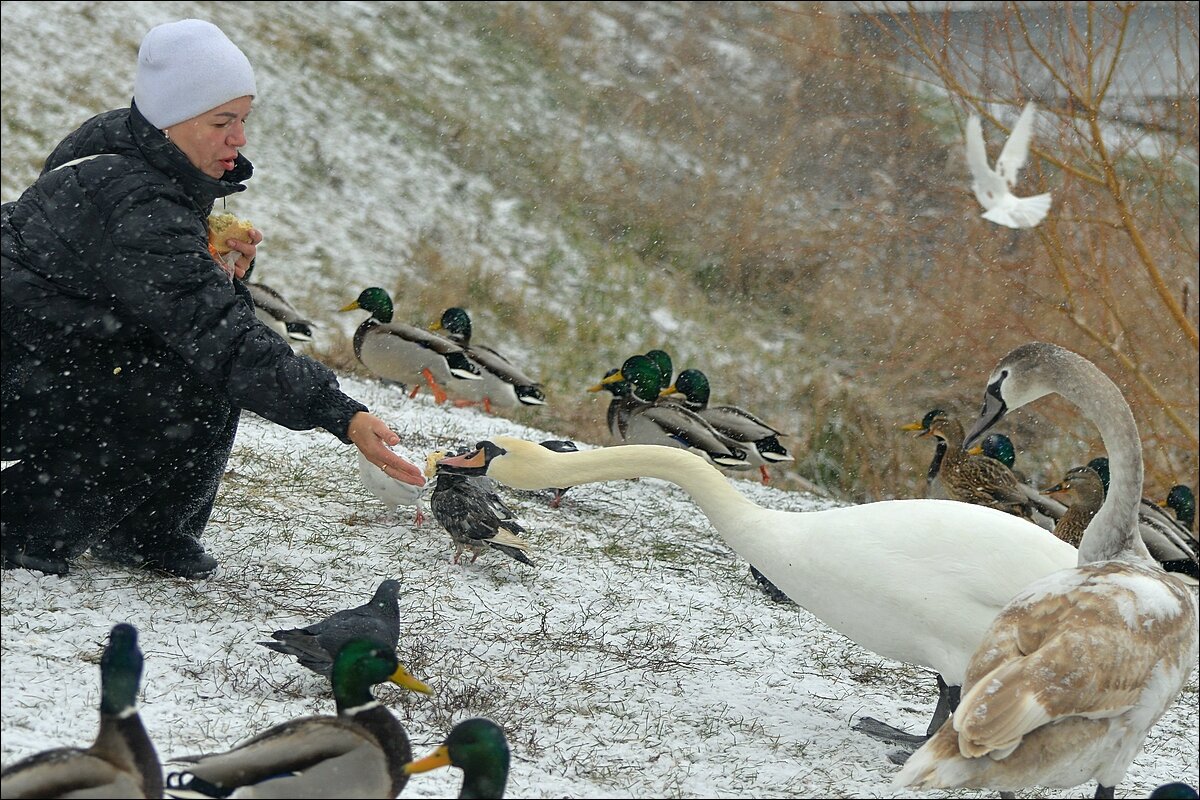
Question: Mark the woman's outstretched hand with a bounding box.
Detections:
[347,412,425,487]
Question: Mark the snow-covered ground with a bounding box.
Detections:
[2,375,1197,798]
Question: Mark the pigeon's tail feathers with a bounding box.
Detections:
[982,192,1052,229]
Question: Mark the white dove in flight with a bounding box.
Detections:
[965,102,1052,229]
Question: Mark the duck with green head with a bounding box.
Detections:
[588,354,748,469]
[660,367,792,485]
[901,409,950,498]
[405,717,510,799]
[431,307,546,413]
[165,638,432,798]
[339,288,482,404]
[1,623,162,799]
[644,349,674,389]
[1165,485,1195,533]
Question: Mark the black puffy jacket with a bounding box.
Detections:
[1,103,365,443]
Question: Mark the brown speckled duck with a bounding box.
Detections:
[907,410,1035,520]
[1041,465,1104,548]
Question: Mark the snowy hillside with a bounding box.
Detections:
[1,2,1197,798]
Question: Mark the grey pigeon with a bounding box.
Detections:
[259,579,401,677]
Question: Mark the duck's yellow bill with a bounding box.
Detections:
[339,300,361,312]
[390,665,433,695]
[403,745,452,775]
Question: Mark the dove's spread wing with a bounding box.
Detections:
[964,115,1007,210]
[994,102,1036,187]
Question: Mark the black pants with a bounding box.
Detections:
[1,327,239,563]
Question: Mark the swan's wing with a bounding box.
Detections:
[964,115,1006,210]
[952,564,1197,759]
[995,102,1037,186]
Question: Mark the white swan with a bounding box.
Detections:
[895,342,1198,798]
[965,102,1052,229]
[435,434,1078,745]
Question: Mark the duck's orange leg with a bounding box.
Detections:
[759,466,770,485]
[408,384,422,399]
[422,368,449,404]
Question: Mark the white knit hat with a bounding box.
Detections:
[134,19,257,130]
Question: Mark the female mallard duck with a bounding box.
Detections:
[339,288,482,404]
[1088,457,1199,581]
[908,410,1037,521]
[425,451,534,566]
[1041,465,1105,548]
[404,717,511,799]
[587,355,749,469]
[165,639,431,799]
[434,433,1078,751]
[258,579,406,679]
[660,367,793,485]
[1,623,161,799]
[357,450,426,525]
[966,432,1066,526]
[896,342,1198,798]
[1164,485,1195,533]
[431,307,546,413]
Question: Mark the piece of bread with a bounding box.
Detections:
[207,213,255,254]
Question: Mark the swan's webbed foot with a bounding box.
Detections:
[852,716,929,748]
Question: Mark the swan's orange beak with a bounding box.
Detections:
[437,449,487,471]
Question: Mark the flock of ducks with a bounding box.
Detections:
[1,595,510,799]
[4,102,1199,800]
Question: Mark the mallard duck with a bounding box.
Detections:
[434,435,1077,751]
[1164,485,1196,532]
[965,102,1051,229]
[907,410,1037,520]
[644,349,674,388]
[248,282,316,343]
[1040,465,1105,548]
[1152,784,1200,800]
[240,261,316,344]
[357,450,425,525]
[165,639,431,799]
[426,451,534,566]
[429,307,546,413]
[404,717,511,799]
[587,355,749,469]
[901,409,950,499]
[964,431,1067,527]
[0,623,161,799]
[896,342,1198,798]
[661,367,792,485]
[339,288,482,404]
[259,579,409,679]
[1088,457,1199,581]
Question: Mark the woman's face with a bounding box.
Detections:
[164,96,253,179]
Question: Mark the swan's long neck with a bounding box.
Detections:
[1052,356,1149,566]
[492,441,761,536]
